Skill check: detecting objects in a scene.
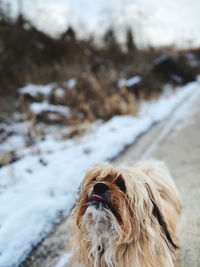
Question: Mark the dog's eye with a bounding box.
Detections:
[92,177,96,182]
[115,177,126,192]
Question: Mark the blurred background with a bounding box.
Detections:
[0,0,200,165]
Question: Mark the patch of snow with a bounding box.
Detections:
[118,75,141,88]
[30,101,70,117]
[54,88,65,98]
[153,54,168,65]
[12,112,22,121]
[0,135,25,152]
[63,78,76,90]
[186,53,199,67]
[0,80,200,267]
[163,84,173,96]
[126,76,142,87]
[19,83,56,98]
[1,121,32,134]
[171,74,183,83]
[117,78,126,88]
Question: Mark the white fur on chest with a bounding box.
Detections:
[81,206,116,267]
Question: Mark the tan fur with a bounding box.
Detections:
[68,161,182,267]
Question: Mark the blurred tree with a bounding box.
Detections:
[0,0,10,25]
[103,28,122,62]
[17,0,25,27]
[0,0,4,21]
[6,2,11,21]
[126,27,136,53]
[61,26,76,41]
[103,28,117,48]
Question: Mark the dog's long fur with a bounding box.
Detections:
[69,161,182,267]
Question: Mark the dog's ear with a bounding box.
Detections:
[145,183,178,250]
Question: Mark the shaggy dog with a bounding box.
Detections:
[68,161,181,267]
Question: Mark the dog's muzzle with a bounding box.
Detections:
[90,182,109,208]
[89,182,121,220]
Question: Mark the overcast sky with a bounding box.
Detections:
[2,0,200,48]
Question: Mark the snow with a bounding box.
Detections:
[30,101,70,116]
[126,76,142,87]
[19,83,56,98]
[118,78,126,88]
[0,121,31,135]
[141,83,200,159]
[118,75,141,88]
[186,53,199,67]
[0,121,33,157]
[54,88,65,98]
[0,80,200,267]
[171,74,183,83]
[153,55,168,65]
[63,78,76,90]
[0,135,25,152]
[19,80,76,98]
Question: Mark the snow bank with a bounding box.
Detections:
[0,81,200,267]
[19,83,56,98]
[30,101,70,116]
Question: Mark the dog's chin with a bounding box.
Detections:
[82,199,120,235]
[89,196,120,221]
[86,204,108,217]
[89,198,108,211]
[82,204,113,234]
[87,200,110,222]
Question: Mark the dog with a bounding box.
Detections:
[68,161,182,267]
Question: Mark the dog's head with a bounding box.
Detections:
[73,163,177,249]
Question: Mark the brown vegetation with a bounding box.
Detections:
[0,4,200,126]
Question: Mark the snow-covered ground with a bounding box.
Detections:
[0,80,200,267]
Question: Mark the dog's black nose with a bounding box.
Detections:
[93,183,109,194]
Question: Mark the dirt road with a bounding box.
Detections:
[20,96,200,267]
[114,98,200,267]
